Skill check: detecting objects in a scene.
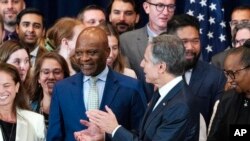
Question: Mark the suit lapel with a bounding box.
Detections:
[136,26,148,60]
[16,113,28,141]
[189,61,207,96]
[70,73,87,115]
[99,70,119,110]
[141,81,184,132]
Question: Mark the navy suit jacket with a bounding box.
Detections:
[187,61,226,126]
[113,81,199,141]
[47,69,147,141]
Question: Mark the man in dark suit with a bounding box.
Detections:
[119,0,176,101]
[166,14,226,140]
[47,27,147,141]
[75,34,199,141]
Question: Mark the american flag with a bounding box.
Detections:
[183,0,230,62]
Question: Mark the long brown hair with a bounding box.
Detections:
[29,52,70,102]
[98,23,126,73]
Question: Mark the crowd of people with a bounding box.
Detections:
[0,0,250,141]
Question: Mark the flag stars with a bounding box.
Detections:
[207,31,214,39]
[206,45,213,53]
[197,14,204,21]
[200,28,203,34]
[186,10,194,16]
[220,21,226,28]
[190,0,195,4]
[219,34,226,42]
[209,17,215,25]
[200,0,207,7]
[209,3,216,11]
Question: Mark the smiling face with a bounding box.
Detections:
[224,53,250,95]
[0,71,19,108]
[0,0,25,27]
[75,27,110,76]
[82,9,106,27]
[38,58,64,95]
[176,26,201,69]
[16,13,44,47]
[143,0,175,32]
[6,48,30,81]
[109,0,138,34]
[106,35,119,67]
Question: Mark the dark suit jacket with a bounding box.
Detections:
[120,26,154,101]
[187,61,226,126]
[47,69,147,141]
[113,81,199,141]
[211,49,230,70]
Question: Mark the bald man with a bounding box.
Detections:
[47,27,147,141]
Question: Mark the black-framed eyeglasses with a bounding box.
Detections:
[229,19,250,28]
[224,65,250,79]
[146,1,176,12]
[233,38,250,47]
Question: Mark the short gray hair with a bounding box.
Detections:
[149,34,186,76]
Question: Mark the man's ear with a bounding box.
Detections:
[143,2,150,14]
[159,62,167,74]
[135,14,140,24]
[16,25,19,34]
[22,2,26,10]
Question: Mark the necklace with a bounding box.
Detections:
[244,99,249,107]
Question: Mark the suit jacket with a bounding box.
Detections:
[187,61,226,127]
[0,108,46,141]
[120,26,154,101]
[47,69,147,141]
[211,49,230,70]
[113,81,199,141]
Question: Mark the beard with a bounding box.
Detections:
[184,51,200,71]
[115,22,134,34]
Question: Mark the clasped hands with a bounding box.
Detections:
[74,106,119,141]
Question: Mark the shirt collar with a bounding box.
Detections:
[146,24,158,38]
[30,46,39,57]
[83,66,109,82]
[158,76,183,97]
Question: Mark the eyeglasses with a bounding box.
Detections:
[233,38,250,47]
[229,19,250,29]
[224,65,250,79]
[40,68,63,76]
[146,1,176,12]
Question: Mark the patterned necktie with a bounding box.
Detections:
[88,77,99,110]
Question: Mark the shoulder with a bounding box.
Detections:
[120,26,146,40]
[55,72,82,86]
[196,61,224,74]
[123,68,137,79]
[17,109,46,139]
[17,109,44,123]
[111,70,141,89]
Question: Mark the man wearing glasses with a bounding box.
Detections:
[120,0,176,101]
[211,6,250,69]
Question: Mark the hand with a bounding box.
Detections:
[74,120,105,141]
[86,105,119,134]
